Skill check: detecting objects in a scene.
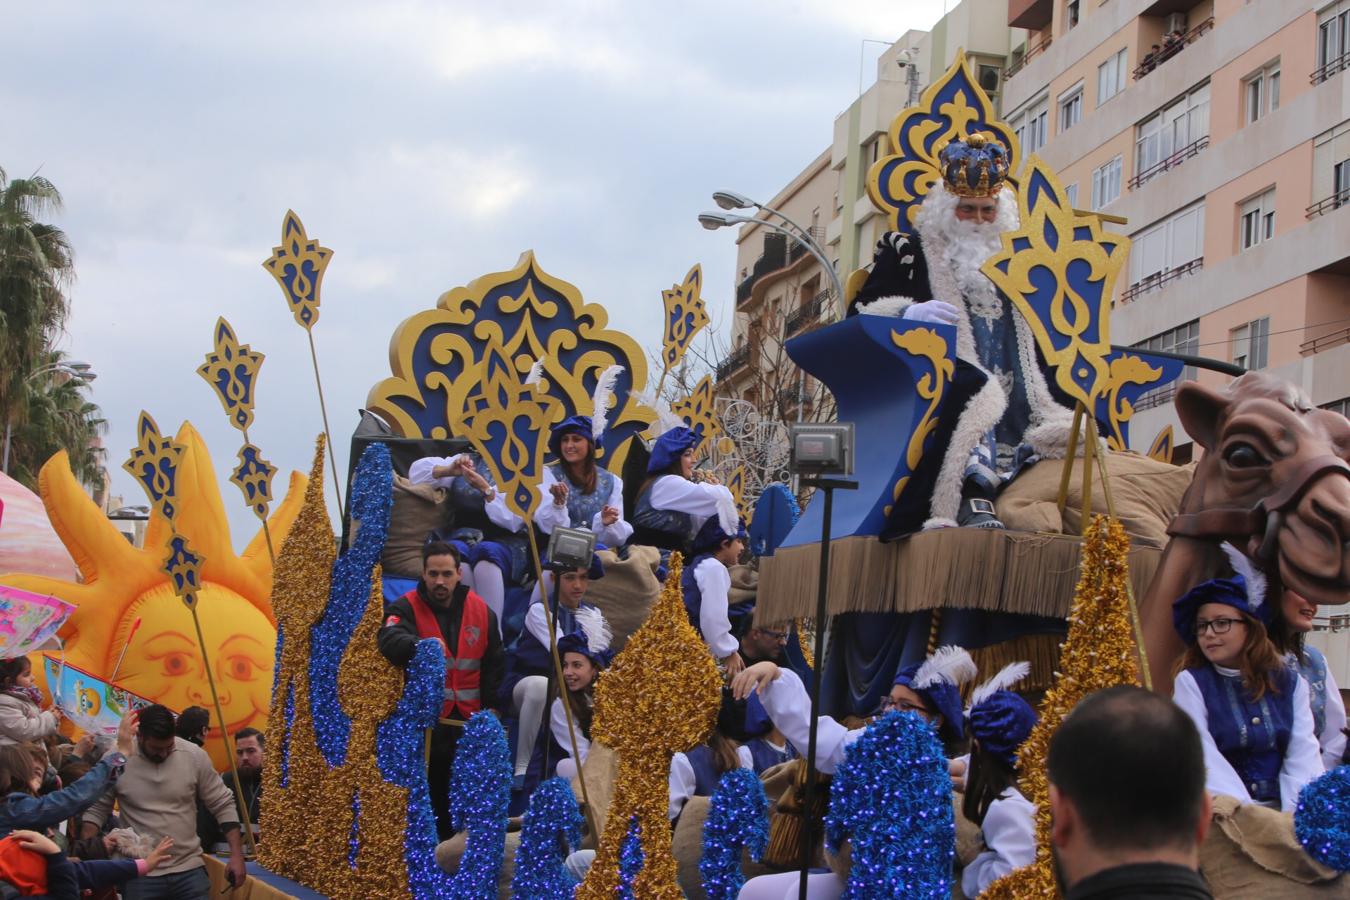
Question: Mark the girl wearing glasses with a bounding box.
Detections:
[1169,546,1321,811]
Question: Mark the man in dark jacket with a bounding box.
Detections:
[1048,686,1213,899]
[378,541,504,840]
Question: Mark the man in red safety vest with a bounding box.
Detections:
[378,540,504,840]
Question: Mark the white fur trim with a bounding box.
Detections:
[922,516,959,530]
[855,295,915,318]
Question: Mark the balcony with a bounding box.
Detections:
[787,226,827,265]
[1005,34,1051,81]
[736,232,788,306]
[1312,51,1350,86]
[1128,135,1209,190]
[1119,258,1203,304]
[1133,17,1214,81]
[1300,326,1350,356]
[785,289,831,337]
[1307,190,1350,219]
[1008,0,1052,32]
[715,344,750,382]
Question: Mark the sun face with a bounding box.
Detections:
[0,422,306,771]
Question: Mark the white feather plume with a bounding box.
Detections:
[912,645,978,690]
[632,385,684,437]
[715,492,739,537]
[524,356,547,387]
[967,661,1031,715]
[573,605,612,656]
[590,365,623,441]
[1221,542,1267,612]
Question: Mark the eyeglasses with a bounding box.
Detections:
[881,696,929,715]
[1195,617,1245,636]
[756,629,787,642]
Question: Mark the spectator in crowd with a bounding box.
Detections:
[82,705,245,899]
[1046,686,1212,899]
[0,830,79,900]
[0,659,60,748]
[173,708,209,748]
[200,728,263,852]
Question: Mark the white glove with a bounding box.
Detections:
[902,301,960,325]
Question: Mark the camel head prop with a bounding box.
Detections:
[1170,372,1349,604]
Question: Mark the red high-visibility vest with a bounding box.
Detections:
[404,588,489,719]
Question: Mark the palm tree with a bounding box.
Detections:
[0,167,75,447]
[6,351,106,490]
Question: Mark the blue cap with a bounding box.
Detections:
[549,415,598,458]
[557,630,613,669]
[894,663,966,744]
[1172,574,1269,645]
[691,516,748,555]
[967,692,1037,769]
[647,426,700,474]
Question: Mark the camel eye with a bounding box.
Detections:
[1224,442,1268,469]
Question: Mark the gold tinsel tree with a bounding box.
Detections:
[576,552,723,899]
[983,515,1140,899]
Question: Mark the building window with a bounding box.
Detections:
[1098,49,1127,104]
[1092,156,1123,209]
[1231,318,1270,371]
[1336,159,1350,205]
[1127,201,1204,296]
[1322,396,1350,417]
[1059,84,1084,133]
[1064,183,1079,207]
[1066,0,1080,30]
[1319,2,1350,75]
[1133,320,1200,404]
[1012,96,1050,155]
[1239,189,1276,251]
[1135,83,1210,183]
[1244,61,1280,125]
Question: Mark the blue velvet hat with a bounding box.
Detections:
[743,691,773,739]
[938,132,1010,198]
[557,606,613,669]
[548,415,598,457]
[647,426,700,474]
[893,646,978,744]
[1172,543,1270,645]
[691,514,748,555]
[965,662,1037,769]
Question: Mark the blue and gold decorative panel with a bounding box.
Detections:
[1094,350,1186,451]
[122,412,186,523]
[883,327,954,517]
[982,158,1129,409]
[231,443,278,522]
[262,211,332,331]
[198,318,264,432]
[867,52,1020,234]
[1148,426,1174,464]
[670,374,722,456]
[161,535,204,599]
[367,251,652,471]
[661,264,709,372]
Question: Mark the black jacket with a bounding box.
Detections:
[1066,862,1212,900]
[377,583,504,713]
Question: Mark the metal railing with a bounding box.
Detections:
[1312,50,1350,86]
[715,344,750,382]
[1306,190,1350,219]
[787,226,827,264]
[1300,325,1350,356]
[1005,35,1052,80]
[1128,135,1209,190]
[785,289,831,336]
[1119,258,1203,304]
[1132,17,1214,81]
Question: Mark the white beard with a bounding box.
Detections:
[915,183,1018,324]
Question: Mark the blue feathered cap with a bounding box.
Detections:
[965,662,1037,769]
[557,631,613,669]
[691,514,748,555]
[893,646,977,744]
[938,132,1010,198]
[549,415,599,457]
[647,426,700,473]
[1172,544,1270,645]
[557,606,613,669]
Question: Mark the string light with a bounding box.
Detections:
[824,710,954,898]
[1295,765,1350,872]
[700,767,769,900]
[446,711,512,897]
[511,777,583,898]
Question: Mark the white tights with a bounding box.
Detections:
[736,870,843,899]
[511,676,548,776]
[471,560,505,637]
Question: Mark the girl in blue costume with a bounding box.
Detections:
[1170,545,1322,811]
[408,451,529,636]
[1271,588,1346,770]
[682,515,749,676]
[499,552,605,789]
[631,425,738,554]
[960,662,1037,898]
[734,692,798,775]
[730,646,977,899]
[535,365,633,550]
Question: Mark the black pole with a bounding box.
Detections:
[540,568,563,782]
[798,483,834,900]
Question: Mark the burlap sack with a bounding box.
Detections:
[583,546,663,650]
[382,475,449,579]
[435,830,520,898]
[571,742,619,848]
[673,795,712,899]
[1199,795,1344,897]
[730,563,758,608]
[996,453,1194,548]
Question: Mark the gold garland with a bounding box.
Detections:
[983,516,1140,899]
[576,552,722,898]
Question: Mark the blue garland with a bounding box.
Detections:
[617,816,645,900]
[824,710,954,899]
[1295,765,1350,871]
[511,777,582,899]
[700,767,769,900]
[280,678,293,788]
[377,638,452,898]
[445,711,511,898]
[348,791,360,870]
[311,442,393,766]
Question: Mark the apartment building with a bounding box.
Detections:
[1000,0,1350,462]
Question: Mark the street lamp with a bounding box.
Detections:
[697,206,844,307]
[3,361,98,475]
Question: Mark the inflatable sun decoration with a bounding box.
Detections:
[0,423,306,770]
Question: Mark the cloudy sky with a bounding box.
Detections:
[6,1,949,543]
